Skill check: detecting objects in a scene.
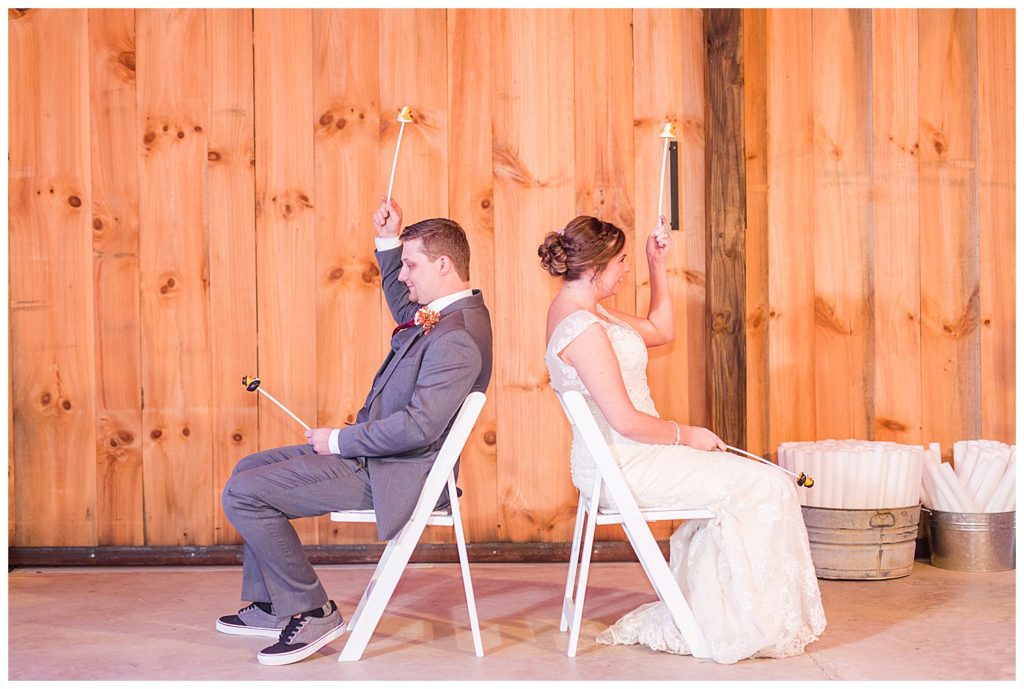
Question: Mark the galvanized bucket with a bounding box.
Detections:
[927,509,1016,572]
[801,505,921,580]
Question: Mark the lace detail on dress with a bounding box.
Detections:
[544,304,827,665]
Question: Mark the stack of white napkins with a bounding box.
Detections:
[922,440,1016,513]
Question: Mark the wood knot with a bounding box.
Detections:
[151,430,162,439]
[208,150,221,162]
[829,146,843,161]
[480,198,491,209]
[335,118,347,130]
[983,318,992,326]
[109,437,119,447]
[879,418,909,432]
[40,393,51,406]
[61,400,72,410]
[181,427,190,437]
[711,311,733,334]
[329,267,345,281]
[359,112,365,120]
[143,131,156,145]
[194,125,202,132]
[117,430,134,443]
[177,131,185,139]
[93,218,103,230]
[117,51,136,72]
[159,276,177,295]
[232,432,243,442]
[361,265,379,283]
[319,112,334,126]
[346,414,354,423]
[68,195,82,208]
[483,430,497,445]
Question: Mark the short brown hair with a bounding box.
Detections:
[537,216,626,281]
[400,218,471,280]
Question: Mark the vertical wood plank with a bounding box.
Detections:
[742,8,770,456]
[872,9,922,444]
[9,8,98,546]
[314,8,382,546]
[918,9,980,454]
[679,10,709,429]
[812,9,873,440]
[207,8,257,544]
[448,8,499,542]
[253,9,319,543]
[573,8,636,314]
[377,10,450,354]
[89,8,144,545]
[767,9,816,453]
[493,9,577,542]
[137,9,213,545]
[633,9,692,430]
[977,9,1015,444]
[704,8,746,448]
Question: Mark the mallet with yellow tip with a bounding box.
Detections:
[241,375,310,431]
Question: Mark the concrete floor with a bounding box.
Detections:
[6,560,1015,681]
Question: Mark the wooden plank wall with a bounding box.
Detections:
[8,9,1015,549]
[745,8,1014,461]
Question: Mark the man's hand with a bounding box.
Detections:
[373,197,403,238]
[305,427,334,454]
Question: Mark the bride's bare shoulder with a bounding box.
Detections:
[545,297,583,341]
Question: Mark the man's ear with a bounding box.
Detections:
[437,255,452,275]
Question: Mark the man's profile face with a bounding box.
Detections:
[398,238,442,304]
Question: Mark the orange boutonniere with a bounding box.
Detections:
[414,306,441,333]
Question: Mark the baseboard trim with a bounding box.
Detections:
[9,541,664,567]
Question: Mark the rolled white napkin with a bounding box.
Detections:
[940,461,977,512]
[983,456,1016,512]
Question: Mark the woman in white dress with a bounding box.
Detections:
[538,215,826,664]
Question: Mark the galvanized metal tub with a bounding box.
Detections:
[801,505,921,580]
[927,509,1016,572]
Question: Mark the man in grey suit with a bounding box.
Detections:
[217,198,493,666]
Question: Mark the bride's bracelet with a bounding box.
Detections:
[668,419,681,446]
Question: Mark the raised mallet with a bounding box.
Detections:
[657,121,677,220]
[241,375,310,431]
[385,105,414,206]
[726,444,815,488]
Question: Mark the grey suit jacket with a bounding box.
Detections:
[334,246,493,540]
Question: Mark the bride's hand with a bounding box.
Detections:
[681,425,727,452]
[646,215,671,264]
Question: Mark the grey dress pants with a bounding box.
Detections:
[221,444,373,617]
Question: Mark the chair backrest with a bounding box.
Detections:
[558,390,651,525]
[405,391,487,520]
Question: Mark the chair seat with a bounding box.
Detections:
[331,509,454,526]
[593,505,715,525]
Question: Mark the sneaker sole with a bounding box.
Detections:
[215,619,283,638]
[256,621,348,666]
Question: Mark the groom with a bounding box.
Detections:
[217,198,493,666]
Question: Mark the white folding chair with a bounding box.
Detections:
[330,391,486,662]
[557,390,715,659]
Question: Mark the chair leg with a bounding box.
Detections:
[621,521,710,659]
[566,502,597,658]
[451,502,484,657]
[560,496,586,632]
[338,520,423,662]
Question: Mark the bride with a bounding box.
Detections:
[538,215,826,664]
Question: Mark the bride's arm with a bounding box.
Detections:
[602,216,674,347]
[561,323,724,450]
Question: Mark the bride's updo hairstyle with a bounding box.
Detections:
[538,216,626,281]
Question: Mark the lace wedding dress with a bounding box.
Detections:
[546,306,826,664]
